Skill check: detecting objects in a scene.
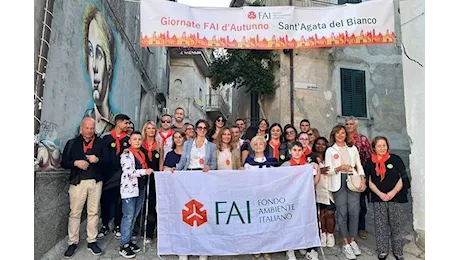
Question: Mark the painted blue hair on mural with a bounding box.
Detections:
[82,3,117,135]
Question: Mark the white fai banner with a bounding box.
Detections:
[155,165,320,256]
[141,0,396,49]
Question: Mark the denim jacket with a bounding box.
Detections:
[176,139,217,170]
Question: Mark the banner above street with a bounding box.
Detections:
[140,0,395,50]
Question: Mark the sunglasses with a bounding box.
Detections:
[307,133,313,136]
[286,131,296,135]
[186,127,194,131]
[161,120,171,123]
[216,119,225,122]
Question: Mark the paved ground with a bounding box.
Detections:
[40,202,424,260]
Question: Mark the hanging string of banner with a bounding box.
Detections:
[140,0,396,50]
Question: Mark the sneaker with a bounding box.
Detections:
[63,244,78,258]
[199,255,208,260]
[130,241,141,253]
[263,253,272,260]
[358,230,368,240]
[320,232,327,247]
[131,236,137,243]
[119,245,136,259]
[342,244,356,260]
[286,250,297,260]
[254,254,262,258]
[178,255,188,260]
[393,254,405,260]
[87,242,102,256]
[144,237,152,244]
[305,249,319,260]
[299,249,307,255]
[114,226,121,239]
[326,233,335,247]
[349,241,361,256]
[97,226,110,239]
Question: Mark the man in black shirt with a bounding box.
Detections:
[98,114,131,239]
[61,117,108,258]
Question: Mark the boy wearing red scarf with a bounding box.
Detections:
[118,131,154,258]
[281,142,321,260]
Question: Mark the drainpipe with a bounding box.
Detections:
[289,0,294,125]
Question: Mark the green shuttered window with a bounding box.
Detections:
[341,68,367,117]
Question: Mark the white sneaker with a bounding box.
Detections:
[299,249,307,255]
[349,241,361,255]
[199,255,208,260]
[178,255,188,260]
[320,232,327,247]
[342,245,357,260]
[305,249,319,260]
[326,233,335,247]
[144,237,152,244]
[286,250,297,260]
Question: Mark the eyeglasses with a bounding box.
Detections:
[186,128,194,131]
[307,133,313,136]
[286,131,295,135]
[196,126,207,130]
[161,120,171,123]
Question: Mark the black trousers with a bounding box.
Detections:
[101,186,122,228]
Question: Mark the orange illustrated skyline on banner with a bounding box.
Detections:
[140,29,396,49]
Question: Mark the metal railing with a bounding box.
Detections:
[205,94,230,118]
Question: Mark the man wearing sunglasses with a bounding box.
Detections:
[157,114,175,160]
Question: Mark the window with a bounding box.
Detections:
[340,68,367,117]
[338,0,362,4]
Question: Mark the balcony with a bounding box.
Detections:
[205,94,230,120]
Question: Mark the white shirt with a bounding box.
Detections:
[188,139,208,169]
[217,148,232,170]
[157,129,174,160]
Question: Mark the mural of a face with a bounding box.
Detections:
[87,19,110,106]
[82,4,116,135]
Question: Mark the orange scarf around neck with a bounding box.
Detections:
[110,130,127,154]
[371,152,390,181]
[129,147,148,169]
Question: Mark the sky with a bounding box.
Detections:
[177,0,232,8]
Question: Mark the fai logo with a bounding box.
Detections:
[248,11,256,19]
[182,199,207,227]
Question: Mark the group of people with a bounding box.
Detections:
[61,107,411,260]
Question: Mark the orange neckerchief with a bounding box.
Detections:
[289,156,307,166]
[371,152,390,181]
[143,139,157,161]
[269,139,281,159]
[110,130,127,154]
[83,137,95,153]
[129,147,148,169]
[159,129,174,146]
[303,147,312,157]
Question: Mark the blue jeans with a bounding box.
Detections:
[120,189,145,247]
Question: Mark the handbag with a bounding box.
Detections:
[347,173,363,192]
